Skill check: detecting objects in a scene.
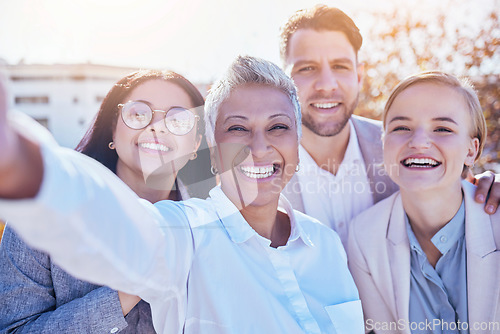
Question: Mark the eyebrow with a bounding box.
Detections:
[330,58,355,65]
[223,113,293,124]
[223,115,248,124]
[292,57,354,67]
[269,113,293,121]
[132,100,187,111]
[432,117,458,125]
[388,116,458,125]
[387,116,410,124]
[128,99,152,106]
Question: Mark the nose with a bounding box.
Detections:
[248,131,272,159]
[409,128,431,149]
[314,66,339,92]
[147,111,167,133]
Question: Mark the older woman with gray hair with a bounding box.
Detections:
[0,56,362,334]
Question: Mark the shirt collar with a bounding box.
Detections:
[406,200,466,255]
[405,216,424,255]
[298,144,316,170]
[279,194,314,247]
[209,186,313,247]
[431,200,465,254]
[298,120,364,176]
[341,120,364,170]
[209,186,254,243]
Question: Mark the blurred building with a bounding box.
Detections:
[0,62,210,148]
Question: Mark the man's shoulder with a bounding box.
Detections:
[351,115,382,131]
[350,115,385,165]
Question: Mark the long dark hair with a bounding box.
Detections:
[75,69,214,198]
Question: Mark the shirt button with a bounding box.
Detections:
[338,222,345,228]
[110,328,119,333]
[440,235,447,243]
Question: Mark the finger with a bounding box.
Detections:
[484,173,500,214]
[473,171,495,203]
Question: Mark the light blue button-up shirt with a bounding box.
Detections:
[0,141,364,334]
[406,200,468,334]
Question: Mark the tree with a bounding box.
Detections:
[355,0,500,172]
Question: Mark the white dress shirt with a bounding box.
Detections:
[297,121,374,246]
[0,141,364,334]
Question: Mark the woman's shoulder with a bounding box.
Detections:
[1,224,50,265]
[462,180,500,220]
[1,224,100,293]
[462,180,500,241]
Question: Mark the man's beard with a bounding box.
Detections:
[301,94,358,137]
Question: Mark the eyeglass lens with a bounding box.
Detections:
[121,101,196,135]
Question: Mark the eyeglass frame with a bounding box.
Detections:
[117,100,200,135]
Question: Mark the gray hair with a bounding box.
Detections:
[204,55,302,147]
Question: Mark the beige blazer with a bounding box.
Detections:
[282,115,399,213]
[347,181,500,334]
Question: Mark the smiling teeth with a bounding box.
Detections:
[139,143,170,152]
[403,158,439,167]
[312,102,340,109]
[240,165,276,179]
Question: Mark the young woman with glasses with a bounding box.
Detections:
[0,70,213,333]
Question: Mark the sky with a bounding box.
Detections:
[0,0,496,83]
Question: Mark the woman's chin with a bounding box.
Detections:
[219,184,277,211]
[140,164,178,188]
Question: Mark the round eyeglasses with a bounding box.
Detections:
[118,101,199,136]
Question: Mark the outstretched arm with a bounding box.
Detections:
[0,78,43,199]
[0,78,193,303]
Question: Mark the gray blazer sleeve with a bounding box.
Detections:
[0,226,129,334]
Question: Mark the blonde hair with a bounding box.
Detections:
[383,71,487,162]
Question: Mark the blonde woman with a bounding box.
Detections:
[347,72,499,334]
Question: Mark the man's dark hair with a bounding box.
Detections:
[279,5,363,63]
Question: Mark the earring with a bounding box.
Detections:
[190,152,198,160]
[108,141,115,150]
[295,164,300,172]
[210,165,218,175]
